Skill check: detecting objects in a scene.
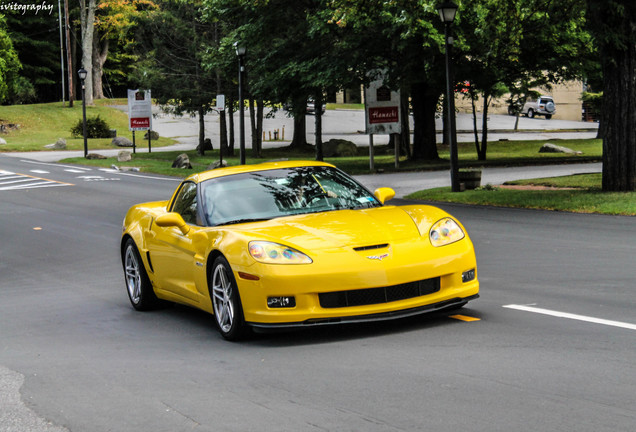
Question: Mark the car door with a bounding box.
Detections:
[149,181,202,303]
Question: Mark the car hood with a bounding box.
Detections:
[228,205,443,251]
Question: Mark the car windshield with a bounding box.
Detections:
[200,166,381,226]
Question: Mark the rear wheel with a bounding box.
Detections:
[210,256,249,341]
[545,114,552,120]
[123,238,162,311]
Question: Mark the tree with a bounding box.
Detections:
[4,1,58,102]
[458,0,594,160]
[133,0,218,154]
[586,0,636,191]
[0,15,23,104]
[324,0,446,161]
[93,0,156,99]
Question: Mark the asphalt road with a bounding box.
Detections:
[1,155,634,432]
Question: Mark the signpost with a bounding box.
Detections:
[364,72,401,170]
[216,94,225,166]
[127,89,152,153]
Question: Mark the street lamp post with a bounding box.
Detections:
[78,68,88,158]
[437,2,460,192]
[234,42,247,165]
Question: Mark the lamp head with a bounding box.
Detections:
[437,1,458,23]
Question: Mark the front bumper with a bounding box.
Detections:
[235,237,479,326]
[247,294,479,328]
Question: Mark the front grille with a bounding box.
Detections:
[319,277,440,309]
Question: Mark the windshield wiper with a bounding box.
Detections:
[217,218,270,226]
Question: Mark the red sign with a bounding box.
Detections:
[368,106,399,124]
[130,117,150,128]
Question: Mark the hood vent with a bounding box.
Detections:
[354,243,389,252]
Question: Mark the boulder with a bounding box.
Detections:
[322,139,358,157]
[172,153,192,169]
[44,138,66,150]
[0,138,7,145]
[539,143,582,155]
[197,138,213,153]
[54,138,66,149]
[207,160,228,170]
[112,136,133,147]
[144,130,160,140]
[86,153,107,160]
[118,150,132,162]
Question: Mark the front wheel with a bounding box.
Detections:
[210,256,249,340]
[123,238,163,311]
[527,109,534,118]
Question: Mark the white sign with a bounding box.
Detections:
[216,94,225,111]
[364,72,401,135]
[127,89,152,131]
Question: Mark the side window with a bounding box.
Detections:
[171,182,199,225]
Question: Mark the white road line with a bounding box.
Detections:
[20,160,92,171]
[0,182,69,191]
[0,178,33,185]
[30,170,50,174]
[503,304,636,331]
[64,169,88,173]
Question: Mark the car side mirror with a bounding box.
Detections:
[373,187,396,204]
[155,212,190,235]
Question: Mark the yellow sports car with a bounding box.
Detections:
[121,161,479,340]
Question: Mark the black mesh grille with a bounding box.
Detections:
[319,278,441,309]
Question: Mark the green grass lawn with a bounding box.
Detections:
[406,173,636,216]
[0,101,173,151]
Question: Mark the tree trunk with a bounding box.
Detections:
[256,99,263,157]
[601,42,636,191]
[92,33,108,100]
[228,93,235,156]
[248,98,264,158]
[315,94,323,161]
[399,89,411,159]
[249,97,257,157]
[290,95,308,149]
[63,0,73,107]
[79,0,96,105]
[478,94,490,161]
[587,0,636,191]
[411,83,440,161]
[471,96,479,155]
[198,106,205,156]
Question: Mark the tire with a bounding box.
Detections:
[123,238,163,311]
[545,114,552,120]
[210,256,249,341]
[527,109,534,118]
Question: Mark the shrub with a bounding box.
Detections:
[71,115,111,138]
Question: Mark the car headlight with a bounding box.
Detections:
[429,218,465,247]
[248,241,312,264]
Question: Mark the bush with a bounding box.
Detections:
[71,115,111,138]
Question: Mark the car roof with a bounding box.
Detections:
[185,160,336,183]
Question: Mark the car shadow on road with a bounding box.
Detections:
[251,308,484,347]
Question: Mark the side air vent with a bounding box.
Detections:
[353,243,389,252]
